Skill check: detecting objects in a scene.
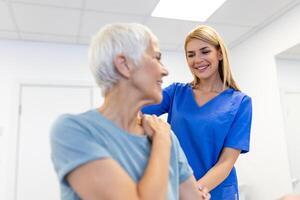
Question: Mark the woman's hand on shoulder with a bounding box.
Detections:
[141,114,171,145]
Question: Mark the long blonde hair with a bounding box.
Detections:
[184,25,240,91]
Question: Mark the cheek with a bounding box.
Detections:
[211,54,220,62]
[143,66,158,80]
[186,58,193,66]
[213,57,220,66]
[151,62,163,73]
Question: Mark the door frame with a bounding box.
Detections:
[280,89,300,190]
[6,80,95,200]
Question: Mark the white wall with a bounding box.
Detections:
[0,39,92,200]
[0,39,191,200]
[276,58,300,193]
[276,59,300,91]
[229,3,300,200]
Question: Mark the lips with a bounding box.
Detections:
[194,64,209,72]
[157,80,163,87]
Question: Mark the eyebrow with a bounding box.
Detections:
[187,47,210,53]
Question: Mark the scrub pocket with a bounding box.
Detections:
[221,185,239,200]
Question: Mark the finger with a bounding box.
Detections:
[137,112,142,125]
[207,193,211,200]
[137,111,143,117]
[201,186,209,194]
[141,115,154,137]
[198,185,203,190]
[203,193,210,200]
[202,192,210,200]
[198,185,210,200]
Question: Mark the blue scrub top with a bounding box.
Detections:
[142,83,252,199]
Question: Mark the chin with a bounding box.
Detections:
[197,73,212,80]
[143,91,162,105]
[152,93,163,104]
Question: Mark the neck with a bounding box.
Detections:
[98,83,145,134]
[195,73,224,93]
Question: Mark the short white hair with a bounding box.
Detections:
[89,23,158,95]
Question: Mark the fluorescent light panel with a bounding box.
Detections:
[151,0,227,22]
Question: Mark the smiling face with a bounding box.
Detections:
[186,39,223,82]
[130,41,169,104]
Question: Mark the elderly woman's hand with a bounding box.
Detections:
[141,114,171,145]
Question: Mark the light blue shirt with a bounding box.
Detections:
[50,109,193,200]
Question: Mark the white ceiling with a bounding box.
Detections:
[0,0,299,51]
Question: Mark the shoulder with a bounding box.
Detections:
[165,82,190,89]
[52,110,94,130]
[171,82,190,89]
[230,89,252,105]
[231,89,248,98]
[50,110,95,142]
[164,82,191,94]
[218,89,252,115]
[229,90,252,117]
[51,113,78,134]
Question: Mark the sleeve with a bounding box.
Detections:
[171,133,193,183]
[141,83,176,116]
[224,95,252,153]
[50,114,111,186]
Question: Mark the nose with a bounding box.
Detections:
[194,53,202,63]
[161,65,169,77]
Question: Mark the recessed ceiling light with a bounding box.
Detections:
[151,0,227,21]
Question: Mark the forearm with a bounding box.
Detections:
[198,148,240,192]
[137,139,171,200]
[198,161,233,191]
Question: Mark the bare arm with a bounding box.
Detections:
[180,176,210,200]
[198,147,241,191]
[138,114,172,200]
[67,114,172,200]
[67,158,140,200]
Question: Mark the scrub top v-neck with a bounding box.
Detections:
[142,82,252,199]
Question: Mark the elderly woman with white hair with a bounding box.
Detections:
[50,23,210,200]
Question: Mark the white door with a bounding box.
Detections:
[16,84,93,200]
[283,92,300,193]
[0,126,4,200]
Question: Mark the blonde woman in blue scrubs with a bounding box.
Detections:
[142,25,252,200]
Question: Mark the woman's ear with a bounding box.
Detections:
[113,54,131,78]
[217,49,223,61]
